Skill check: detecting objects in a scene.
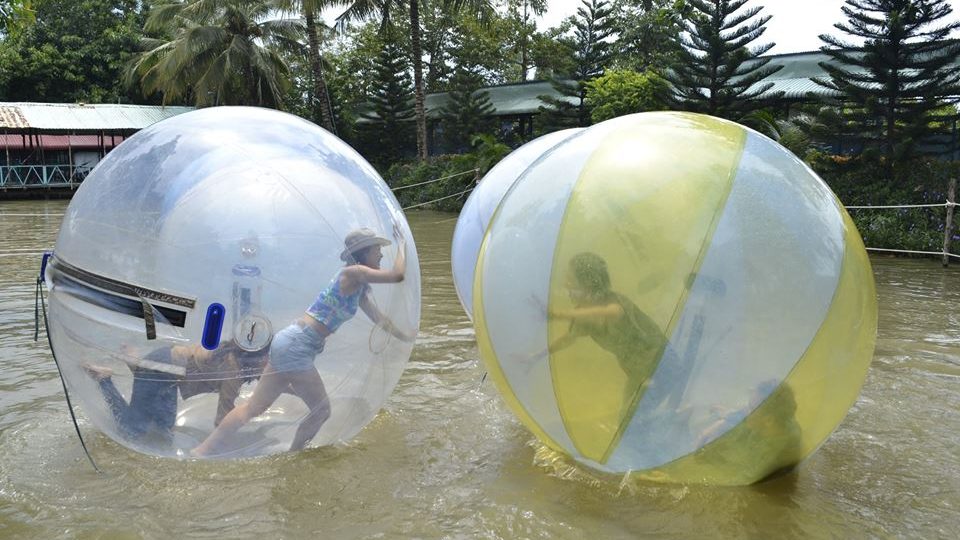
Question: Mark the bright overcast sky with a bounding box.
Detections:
[540,0,960,54]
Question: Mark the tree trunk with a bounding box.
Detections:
[521,3,530,81]
[305,9,335,132]
[410,0,428,161]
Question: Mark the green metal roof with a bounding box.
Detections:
[425,80,577,118]
[752,51,840,99]
[0,102,195,131]
[425,50,960,116]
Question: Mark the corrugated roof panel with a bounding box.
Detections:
[0,103,194,130]
[425,81,579,118]
[0,106,30,129]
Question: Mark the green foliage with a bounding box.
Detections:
[666,0,783,120]
[384,134,510,211]
[354,29,416,169]
[0,0,35,38]
[503,0,546,81]
[609,0,684,72]
[127,0,302,107]
[0,0,147,103]
[585,69,669,122]
[808,153,960,253]
[538,0,615,130]
[438,67,495,152]
[815,0,960,170]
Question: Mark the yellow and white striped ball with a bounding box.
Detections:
[474,112,877,485]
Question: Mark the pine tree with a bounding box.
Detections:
[538,0,614,130]
[815,0,960,169]
[665,0,783,120]
[357,33,416,167]
[438,67,496,152]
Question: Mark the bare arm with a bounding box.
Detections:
[548,331,579,354]
[550,302,624,321]
[343,232,407,286]
[214,354,243,426]
[360,292,415,342]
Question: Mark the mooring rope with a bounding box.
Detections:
[402,187,475,211]
[390,169,479,192]
[845,201,957,209]
[866,247,960,259]
[34,261,101,473]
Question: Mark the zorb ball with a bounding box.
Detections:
[45,107,420,458]
[474,112,877,485]
[451,129,581,319]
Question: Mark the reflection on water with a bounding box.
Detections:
[0,200,957,538]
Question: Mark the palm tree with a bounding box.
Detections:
[337,0,494,161]
[281,0,337,132]
[127,0,304,108]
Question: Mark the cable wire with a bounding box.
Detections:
[390,169,479,192]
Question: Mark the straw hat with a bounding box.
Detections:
[340,228,391,262]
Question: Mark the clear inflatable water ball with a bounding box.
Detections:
[474,112,877,485]
[45,107,420,459]
[451,129,581,319]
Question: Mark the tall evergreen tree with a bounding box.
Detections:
[357,31,416,167]
[538,0,614,130]
[665,0,782,120]
[609,0,684,72]
[438,66,495,152]
[339,0,493,161]
[815,0,960,169]
[506,0,546,81]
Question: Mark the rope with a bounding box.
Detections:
[845,202,957,209]
[391,169,479,192]
[402,187,475,210]
[0,213,66,217]
[866,247,960,259]
[34,274,102,473]
[0,251,50,258]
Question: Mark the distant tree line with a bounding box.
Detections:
[1,1,958,193]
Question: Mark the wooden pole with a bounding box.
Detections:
[3,127,10,186]
[68,130,74,189]
[943,178,956,267]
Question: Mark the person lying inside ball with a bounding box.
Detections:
[545,252,667,411]
[191,226,416,457]
[82,339,271,442]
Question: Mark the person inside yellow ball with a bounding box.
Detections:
[546,252,666,411]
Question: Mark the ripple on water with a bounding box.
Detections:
[0,209,958,538]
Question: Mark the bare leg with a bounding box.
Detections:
[192,362,292,457]
[288,368,332,451]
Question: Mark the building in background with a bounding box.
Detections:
[1,103,193,196]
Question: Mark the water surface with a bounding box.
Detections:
[0,200,957,538]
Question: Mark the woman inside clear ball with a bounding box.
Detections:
[192,226,415,457]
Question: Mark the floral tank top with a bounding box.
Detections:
[306,272,369,332]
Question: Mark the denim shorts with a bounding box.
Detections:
[269,321,326,373]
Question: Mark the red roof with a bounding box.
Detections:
[0,134,125,150]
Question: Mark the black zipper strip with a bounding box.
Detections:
[51,255,196,309]
[51,271,188,328]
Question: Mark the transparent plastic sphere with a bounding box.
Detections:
[46,107,420,458]
[451,129,581,319]
[473,112,877,485]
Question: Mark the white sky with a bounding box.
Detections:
[541,0,960,54]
